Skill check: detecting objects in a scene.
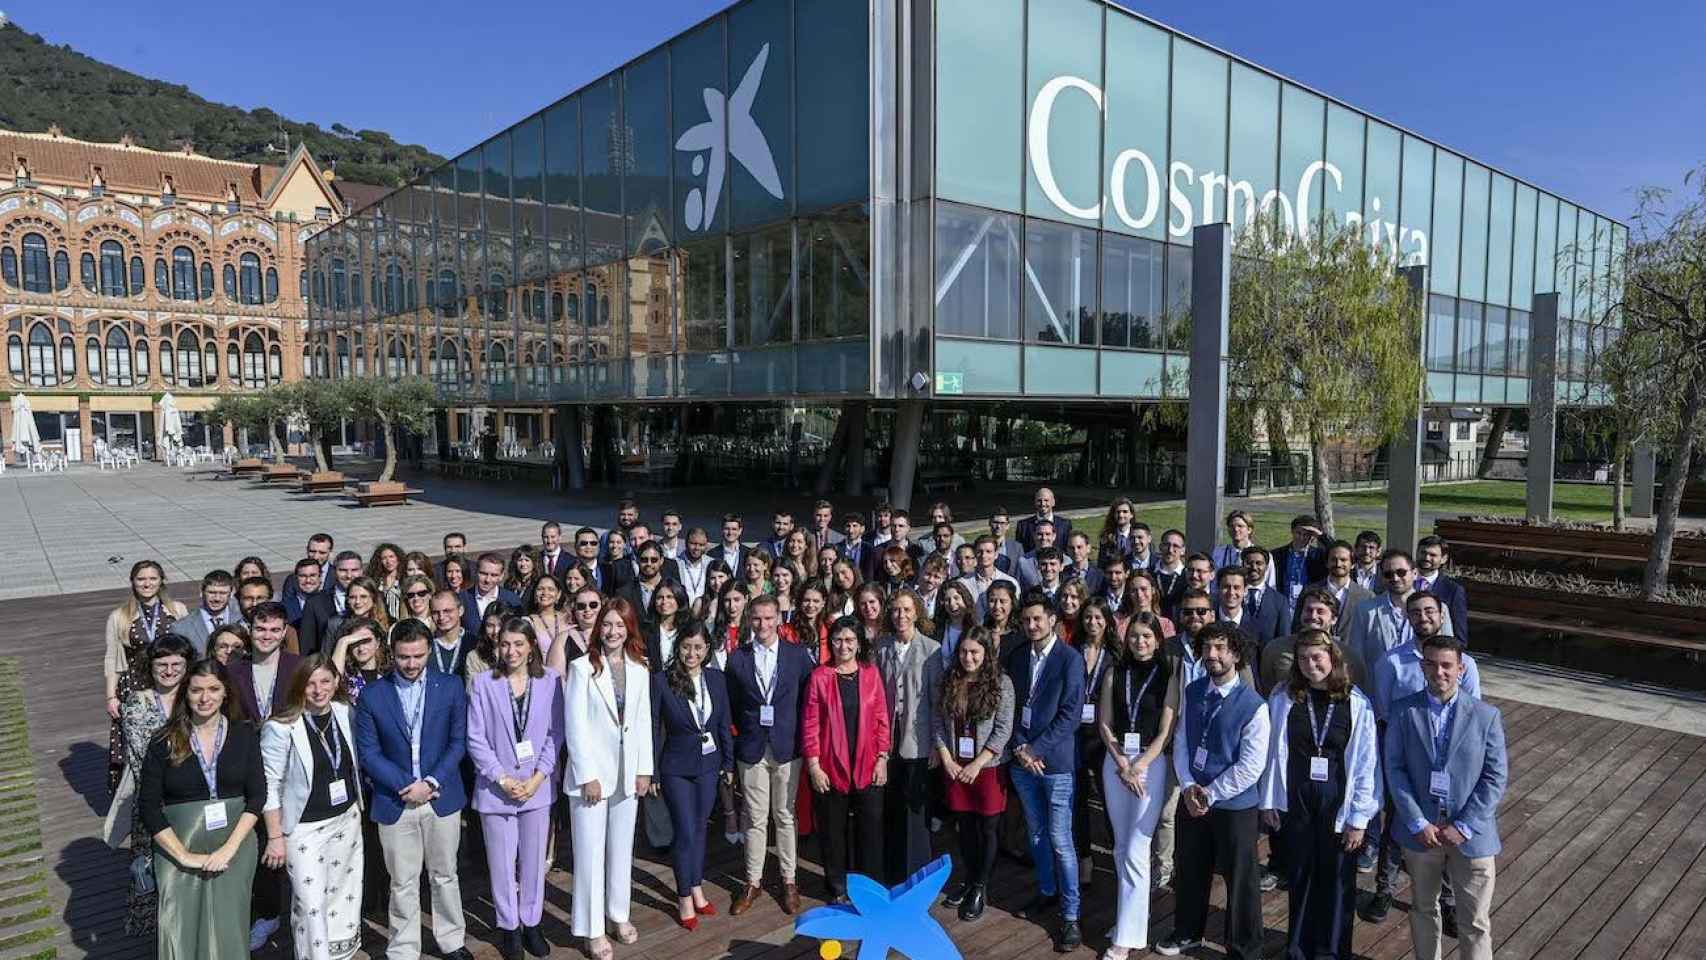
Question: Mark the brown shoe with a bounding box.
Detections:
[730,884,763,916]
[781,882,802,915]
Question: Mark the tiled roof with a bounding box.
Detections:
[0,128,280,203]
[331,179,391,214]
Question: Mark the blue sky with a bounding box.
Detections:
[11,0,1700,219]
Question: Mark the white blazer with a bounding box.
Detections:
[562,655,654,800]
[1258,686,1381,835]
[260,702,363,835]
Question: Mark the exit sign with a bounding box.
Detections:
[935,371,963,395]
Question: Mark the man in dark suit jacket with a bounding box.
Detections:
[1415,536,1471,647]
[1271,515,1328,604]
[761,510,795,559]
[1217,565,1280,649]
[615,542,680,622]
[459,552,522,637]
[725,596,815,916]
[539,521,573,578]
[281,558,321,628]
[351,620,473,960]
[170,569,237,658]
[1237,547,1293,642]
[279,533,332,613]
[1003,591,1088,951]
[840,514,881,582]
[1015,487,1073,554]
[228,602,301,726]
[297,550,366,657]
[712,514,749,581]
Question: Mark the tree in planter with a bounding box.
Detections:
[1592,165,1706,598]
[1227,216,1424,539]
[209,393,285,459]
[274,381,350,473]
[340,377,436,482]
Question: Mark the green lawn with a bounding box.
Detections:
[0,657,54,959]
[1339,480,1614,523]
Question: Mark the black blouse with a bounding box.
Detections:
[299,713,356,824]
[1112,657,1170,750]
[836,671,861,748]
[138,722,266,836]
[1286,688,1353,787]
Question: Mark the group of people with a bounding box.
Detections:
[99,488,1507,960]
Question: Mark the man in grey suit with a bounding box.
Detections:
[1385,633,1505,960]
[877,589,944,884]
[1344,549,1455,681]
[806,499,847,552]
[1295,540,1375,640]
[170,569,237,657]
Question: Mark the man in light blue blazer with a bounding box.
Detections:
[352,620,473,960]
[1384,633,1506,960]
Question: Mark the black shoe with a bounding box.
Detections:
[943,881,969,907]
[522,924,550,958]
[1153,935,1202,956]
[499,929,523,960]
[1360,891,1393,924]
[1018,892,1059,920]
[1442,906,1460,939]
[959,884,987,922]
[1055,920,1082,952]
[441,949,476,960]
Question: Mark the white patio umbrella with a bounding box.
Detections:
[9,394,41,459]
[157,392,183,456]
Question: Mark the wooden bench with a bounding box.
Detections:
[917,471,965,497]
[296,471,348,494]
[1465,578,1706,656]
[349,481,423,507]
[259,465,303,485]
[1437,518,1706,581]
[227,458,266,479]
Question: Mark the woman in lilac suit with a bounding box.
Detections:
[467,617,565,960]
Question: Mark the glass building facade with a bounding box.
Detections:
[308,0,1622,410]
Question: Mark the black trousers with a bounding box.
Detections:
[1281,777,1358,960]
[1174,804,1262,960]
[817,786,884,896]
[884,757,933,885]
[956,812,1000,886]
[252,860,284,922]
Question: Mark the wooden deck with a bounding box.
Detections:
[11,584,1706,960]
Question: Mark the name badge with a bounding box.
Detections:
[1192,746,1209,771]
[514,739,535,761]
[1309,756,1330,782]
[203,802,228,831]
[759,705,776,728]
[1080,703,1095,724]
[1020,706,1033,729]
[701,732,718,755]
[1429,771,1452,799]
[1122,733,1142,756]
[328,779,349,805]
[957,736,976,760]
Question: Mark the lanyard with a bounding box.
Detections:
[682,559,705,595]
[1124,661,1161,733]
[689,672,712,731]
[432,640,459,676]
[1432,699,1457,770]
[1085,645,1110,697]
[511,682,531,741]
[141,602,162,640]
[1306,698,1336,756]
[401,679,426,742]
[308,711,344,773]
[194,717,227,799]
[755,647,777,703]
[1196,687,1230,756]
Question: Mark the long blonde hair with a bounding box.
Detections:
[120,560,169,621]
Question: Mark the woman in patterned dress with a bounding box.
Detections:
[103,560,188,793]
[113,634,194,936]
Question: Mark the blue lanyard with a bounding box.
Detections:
[1432,699,1457,770]
[308,712,343,773]
[1196,689,1228,755]
[195,717,227,799]
[1124,661,1161,733]
[1306,699,1336,756]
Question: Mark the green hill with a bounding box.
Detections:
[0,20,443,187]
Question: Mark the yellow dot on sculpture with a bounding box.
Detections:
[819,939,843,960]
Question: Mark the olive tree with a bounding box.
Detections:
[340,376,436,482]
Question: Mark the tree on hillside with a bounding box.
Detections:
[340,377,436,482]
[1227,216,1425,539]
[1591,166,1706,598]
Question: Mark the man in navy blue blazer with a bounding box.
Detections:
[724,596,815,916]
[1270,515,1328,605]
[839,513,881,583]
[459,552,521,637]
[352,620,474,960]
[1215,564,1280,651]
[278,532,332,614]
[1015,487,1073,553]
[539,520,573,578]
[1415,536,1471,647]
[1004,591,1087,952]
[1384,633,1506,960]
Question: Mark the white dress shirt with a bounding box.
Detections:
[1172,672,1272,808]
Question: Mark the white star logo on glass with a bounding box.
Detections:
[675,43,785,231]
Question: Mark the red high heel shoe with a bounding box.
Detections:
[695,901,718,916]
[676,914,699,932]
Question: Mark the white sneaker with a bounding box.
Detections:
[249,916,280,951]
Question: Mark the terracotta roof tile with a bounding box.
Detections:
[0,129,271,203]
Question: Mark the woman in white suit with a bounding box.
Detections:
[564,597,654,960]
[259,652,364,960]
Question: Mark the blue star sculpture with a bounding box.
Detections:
[794,855,961,960]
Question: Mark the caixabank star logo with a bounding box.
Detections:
[795,856,961,960]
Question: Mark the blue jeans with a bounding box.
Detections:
[1010,765,1079,920]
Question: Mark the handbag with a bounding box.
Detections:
[129,850,156,896]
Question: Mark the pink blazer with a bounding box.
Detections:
[801,663,891,793]
[465,668,565,815]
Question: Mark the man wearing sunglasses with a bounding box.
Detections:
[616,541,680,624]
[1345,549,1458,678]
[573,526,616,595]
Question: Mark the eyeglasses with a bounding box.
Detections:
[577,540,599,548]
[1179,607,1213,617]
[1382,569,1411,578]
[405,589,431,598]
[574,601,601,611]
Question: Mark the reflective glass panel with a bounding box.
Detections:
[1023,218,1096,344]
[1102,13,1169,239]
[935,201,1021,340]
[1168,41,1228,240]
[795,0,869,212]
[1025,0,1104,225]
[1098,232,1163,349]
[937,0,1024,210]
[729,0,792,228]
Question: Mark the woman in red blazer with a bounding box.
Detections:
[802,616,892,902]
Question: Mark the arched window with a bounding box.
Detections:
[171,246,197,301]
[0,248,16,288]
[20,234,50,293]
[86,337,103,384]
[154,258,169,296]
[223,264,238,301]
[59,337,75,379]
[227,342,239,381]
[350,269,363,309]
[244,333,267,389]
[105,328,133,386]
[552,291,565,323]
[370,272,380,311]
[486,340,509,384]
[488,271,507,322]
[436,338,458,382]
[385,263,402,314]
[100,241,127,296]
[353,331,367,376]
[204,341,217,384]
[134,337,150,381]
[437,270,460,318]
[26,324,57,386]
[268,345,282,384]
[265,267,279,304]
[158,337,174,383]
[80,253,96,292]
[388,338,407,378]
[312,269,326,306]
[5,335,20,379]
[129,256,145,295]
[334,335,350,379]
[330,258,348,310]
[54,250,70,292]
[199,261,213,300]
[176,329,203,387]
[299,269,308,301]
[240,253,262,305]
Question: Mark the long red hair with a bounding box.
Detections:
[589,598,649,675]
